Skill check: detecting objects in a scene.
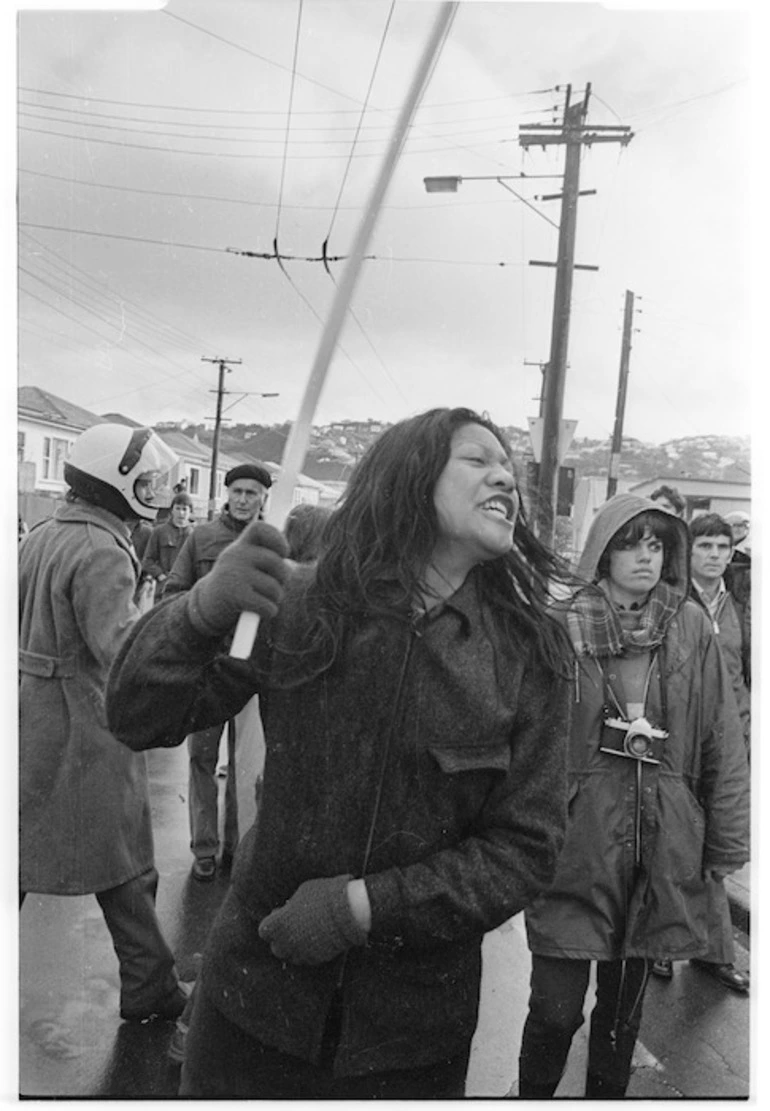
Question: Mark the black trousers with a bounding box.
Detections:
[21,868,177,1017]
[179,980,471,1098]
[518,954,652,1098]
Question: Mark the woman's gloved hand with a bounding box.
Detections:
[258,875,369,965]
[187,521,289,637]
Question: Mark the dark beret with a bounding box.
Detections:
[225,462,272,489]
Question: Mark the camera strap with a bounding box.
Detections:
[599,648,664,726]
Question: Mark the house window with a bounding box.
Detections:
[42,436,71,480]
[18,431,25,462]
[188,467,200,495]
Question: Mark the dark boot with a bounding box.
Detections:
[517,1078,560,1098]
[585,1071,629,1099]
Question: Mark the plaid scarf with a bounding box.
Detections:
[566,580,683,658]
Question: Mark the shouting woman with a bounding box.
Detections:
[107,407,573,1099]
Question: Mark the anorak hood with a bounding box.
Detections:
[577,492,689,598]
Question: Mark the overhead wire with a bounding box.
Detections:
[320,0,434,408]
[274,0,304,247]
[18,97,530,134]
[19,120,523,159]
[20,218,530,266]
[263,0,394,414]
[19,167,528,211]
[325,0,395,248]
[21,83,555,115]
[20,229,215,359]
[18,263,214,385]
[158,7,534,174]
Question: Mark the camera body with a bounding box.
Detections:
[600,715,668,765]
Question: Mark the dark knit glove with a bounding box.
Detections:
[258,875,369,966]
[187,521,289,637]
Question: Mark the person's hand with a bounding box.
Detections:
[704,865,740,883]
[258,875,369,965]
[187,521,289,637]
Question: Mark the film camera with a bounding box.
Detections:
[600,715,668,765]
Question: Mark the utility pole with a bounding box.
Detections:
[606,290,636,500]
[520,84,633,543]
[202,356,242,520]
[524,359,548,416]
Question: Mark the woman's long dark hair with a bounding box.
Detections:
[269,408,574,684]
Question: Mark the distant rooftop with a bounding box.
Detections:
[18,386,105,431]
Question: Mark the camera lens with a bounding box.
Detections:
[625,732,651,758]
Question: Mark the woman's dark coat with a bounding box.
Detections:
[106,565,571,1076]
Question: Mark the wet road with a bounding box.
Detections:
[19,742,751,1098]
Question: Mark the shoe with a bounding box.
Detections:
[651,958,674,980]
[121,980,193,1022]
[690,959,750,994]
[191,856,216,882]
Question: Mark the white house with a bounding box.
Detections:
[18,386,103,499]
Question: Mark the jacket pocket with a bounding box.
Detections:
[428,742,510,775]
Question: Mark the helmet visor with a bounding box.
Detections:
[134,471,174,512]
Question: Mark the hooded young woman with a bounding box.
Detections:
[518,493,750,1099]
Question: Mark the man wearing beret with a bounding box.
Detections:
[165,463,272,881]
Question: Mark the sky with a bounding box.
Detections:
[12,0,754,445]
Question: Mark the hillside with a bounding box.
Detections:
[172,421,750,485]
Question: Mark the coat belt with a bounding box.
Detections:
[19,649,76,679]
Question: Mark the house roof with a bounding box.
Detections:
[100,412,145,428]
[18,386,105,431]
[155,428,215,463]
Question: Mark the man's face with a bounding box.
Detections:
[690,534,733,588]
[226,478,266,522]
[731,520,749,544]
[171,503,191,528]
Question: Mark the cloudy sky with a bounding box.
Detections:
[14,0,750,444]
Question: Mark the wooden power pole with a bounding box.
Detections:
[606,290,636,499]
[202,356,242,520]
[520,84,633,543]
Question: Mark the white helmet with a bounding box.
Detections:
[64,424,179,521]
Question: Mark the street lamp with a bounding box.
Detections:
[423,174,560,229]
[423,176,462,193]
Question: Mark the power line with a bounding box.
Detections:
[19,122,518,160]
[19,220,226,253]
[20,229,215,357]
[18,96,527,133]
[275,0,305,245]
[18,264,215,385]
[271,262,392,411]
[19,166,530,211]
[325,0,396,245]
[19,109,525,149]
[20,83,555,114]
[20,220,530,266]
[163,7,367,110]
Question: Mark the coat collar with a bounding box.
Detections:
[55,499,132,544]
